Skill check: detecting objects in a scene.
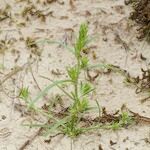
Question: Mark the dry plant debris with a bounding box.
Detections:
[125,67,150,103]
[125,0,150,41]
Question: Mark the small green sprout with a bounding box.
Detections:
[19,87,29,102]
[107,112,133,130]
[110,122,121,130]
[120,112,133,126]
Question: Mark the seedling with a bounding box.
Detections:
[22,24,134,138]
[22,23,98,137]
[19,87,29,102]
[106,112,133,130]
[120,112,133,126]
[19,87,37,110]
[109,122,121,130]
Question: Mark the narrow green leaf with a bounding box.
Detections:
[32,80,72,104]
[36,39,75,53]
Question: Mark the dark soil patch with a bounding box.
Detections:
[125,0,150,41]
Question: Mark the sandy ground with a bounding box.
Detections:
[0,0,150,150]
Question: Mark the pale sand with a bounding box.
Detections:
[0,0,150,150]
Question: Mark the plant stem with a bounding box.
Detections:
[74,56,80,102]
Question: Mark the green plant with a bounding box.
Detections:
[106,112,133,130]
[19,87,36,110]
[19,87,29,102]
[22,23,98,137]
[120,112,133,126]
[22,24,134,137]
[61,24,96,136]
[109,122,121,130]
